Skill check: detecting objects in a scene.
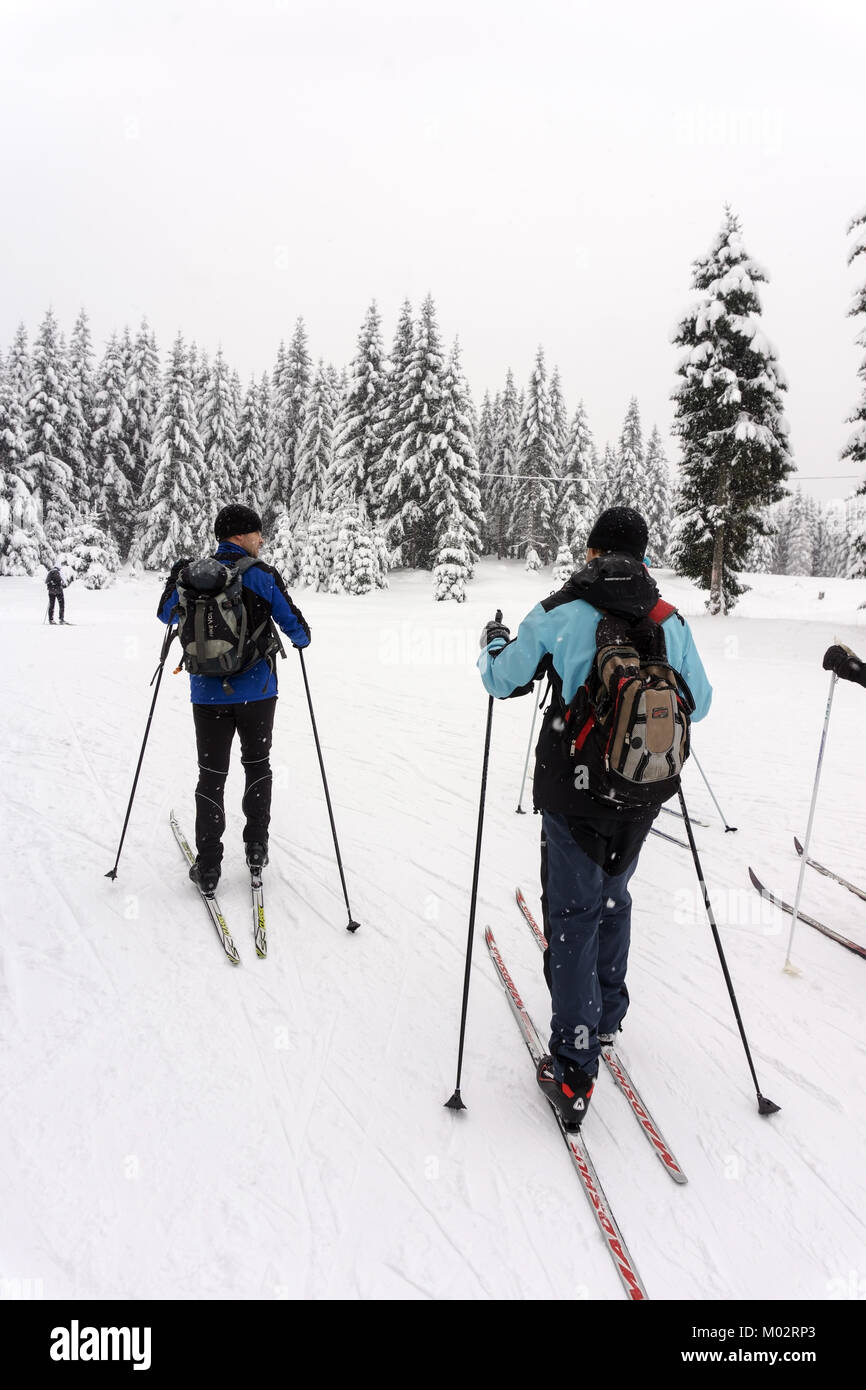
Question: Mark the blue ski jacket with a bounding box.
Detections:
[158,542,310,705]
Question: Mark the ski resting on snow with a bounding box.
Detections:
[514,887,688,1183]
[793,837,866,904]
[484,925,649,1300]
[747,868,866,961]
[170,810,242,965]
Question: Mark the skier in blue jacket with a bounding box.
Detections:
[158,503,310,894]
[478,507,712,1129]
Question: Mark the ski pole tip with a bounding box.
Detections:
[444,1090,467,1113]
[346,918,361,933]
[724,825,738,833]
[105,869,118,880]
[757,1095,781,1116]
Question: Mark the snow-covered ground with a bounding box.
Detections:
[1,562,865,1302]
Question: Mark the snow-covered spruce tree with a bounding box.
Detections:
[57,511,120,588]
[376,298,415,517]
[236,377,268,515]
[91,333,135,555]
[0,333,41,573]
[488,370,520,557]
[643,426,674,563]
[330,301,386,520]
[595,442,618,517]
[431,339,483,573]
[742,515,776,574]
[433,509,472,602]
[200,348,239,517]
[124,319,160,499]
[27,309,75,559]
[607,397,646,517]
[845,493,866,577]
[266,504,299,583]
[291,361,335,527]
[779,490,815,575]
[817,499,848,578]
[552,542,575,583]
[132,335,203,568]
[264,318,312,527]
[548,366,569,473]
[298,511,331,590]
[476,391,497,552]
[69,309,96,499]
[512,348,559,562]
[381,295,448,569]
[671,208,793,613]
[557,401,596,555]
[330,504,388,595]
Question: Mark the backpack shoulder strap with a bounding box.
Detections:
[228,555,261,579]
[648,598,684,626]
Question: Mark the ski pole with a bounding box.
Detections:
[678,789,780,1116]
[105,622,178,880]
[691,750,737,832]
[784,671,837,973]
[297,648,360,933]
[446,611,501,1112]
[516,683,542,813]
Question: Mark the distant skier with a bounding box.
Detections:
[45,565,71,624]
[478,507,713,1130]
[823,644,866,688]
[157,503,311,895]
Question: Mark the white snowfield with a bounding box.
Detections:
[1,564,865,1302]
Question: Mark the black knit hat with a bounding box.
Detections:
[214,503,263,542]
[586,506,648,561]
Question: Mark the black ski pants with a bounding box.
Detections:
[48,591,65,621]
[192,698,276,869]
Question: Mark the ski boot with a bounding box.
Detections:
[245,841,269,872]
[189,859,221,897]
[537,1054,596,1131]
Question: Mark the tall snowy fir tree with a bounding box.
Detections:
[132,335,203,568]
[842,206,866,575]
[0,351,39,574]
[124,320,160,501]
[27,309,75,558]
[69,309,96,501]
[291,361,335,526]
[476,391,498,553]
[377,298,415,512]
[58,510,121,589]
[91,333,135,555]
[488,370,520,557]
[381,295,448,568]
[200,348,239,517]
[427,339,483,576]
[264,342,292,527]
[548,367,569,477]
[557,400,596,554]
[671,208,793,613]
[512,348,559,561]
[643,426,674,563]
[329,505,389,595]
[236,377,267,514]
[609,397,646,516]
[330,301,386,518]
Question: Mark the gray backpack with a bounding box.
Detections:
[174,556,281,693]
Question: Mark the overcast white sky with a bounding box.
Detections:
[2,0,865,499]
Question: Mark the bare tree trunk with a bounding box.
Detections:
[708,466,728,615]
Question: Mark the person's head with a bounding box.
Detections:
[214,503,264,557]
[585,506,648,564]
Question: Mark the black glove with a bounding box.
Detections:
[480,610,510,651]
[823,644,866,687]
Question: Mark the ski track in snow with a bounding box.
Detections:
[1,564,865,1300]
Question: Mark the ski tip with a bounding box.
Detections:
[747,867,764,892]
[794,836,803,855]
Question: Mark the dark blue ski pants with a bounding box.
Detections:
[541,810,647,1079]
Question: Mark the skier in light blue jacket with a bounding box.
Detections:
[478,507,712,1129]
